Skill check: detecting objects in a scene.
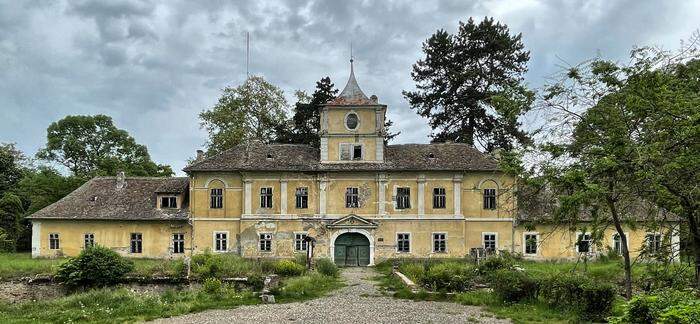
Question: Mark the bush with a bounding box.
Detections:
[202,277,222,294]
[191,251,224,278]
[421,262,475,292]
[488,269,539,303]
[658,300,700,324]
[55,245,134,287]
[610,289,699,324]
[477,255,514,274]
[274,260,305,276]
[638,264,694,292]
[539,273,616,322]
[316,258,339,277]
[398,262,425,283]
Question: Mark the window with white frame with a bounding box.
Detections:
[161,196,177,208]
[340,143,363,161]
[172,233,185,254]
[295,233,308,251]
[130,233,142,253]
[396,187,411,209]
[345,187,359,208]
[433,233,447,253]
[576,233,592,253]
[483,189,497,209]
[295,187,308,209]
[84,233,94,249]
[397,233,410,252]
[260,233,272,252]
[260,187,273,208]
[524,233,538,255]
[433,188,446,209]
[210,188,223,209]
[345,112,359,130]
[613,233,622,255]
[214,232,227,252]
[49,233,60,250]
[483,233,497,251]
[646,233,662,254]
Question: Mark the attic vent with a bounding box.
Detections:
[89,196,98,202]
[428,153,436,159]
[266,153,273,160]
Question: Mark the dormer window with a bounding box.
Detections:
[340,143,363,161]
[161,196,177,209]
[345,113,359,130]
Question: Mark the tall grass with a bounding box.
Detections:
[0,253,63,280]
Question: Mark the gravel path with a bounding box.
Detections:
[151,267,510,324]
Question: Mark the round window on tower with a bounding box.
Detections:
[345,113,359,130]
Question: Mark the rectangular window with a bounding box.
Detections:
[433,188,446,209]
[214,232,227,252]
[433,233,447,253]
[295,187,308,209]
[295,233,308,251]
[397,233,410,253]
[613,234,622,255]
[172,233,185,254]
[483,189,497,210]
[483,233,497,251]
[210,189,223,209]
[524,233,538,255]
[130,233,142,254]
[49,233,60,250]
[646,234,662,254]
[84,233,94,249]
[259,233,272,252]
[161,196,177,208]
[260,187,273,208]
[577,233,592,253]
[396,187,411,209]
[340,143,363,161]
[345,187,359,208]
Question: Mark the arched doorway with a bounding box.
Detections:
[333,232,371,266]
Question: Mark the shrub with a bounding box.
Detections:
[539,273,616,322]
[274,260,305,276]
[316,258,339,277]
[638,264,694,292]
[202,277,222,294]
[477,255,514,274]
[55,245,134,287]
[398,262,425,283]
[658,300,700,324]
[191,251,224,278]
[421,262,475,292]
[610,289,699,324]
[488,269,539,303]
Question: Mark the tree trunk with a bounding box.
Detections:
[607,196,633,299]
[688,212,700,289]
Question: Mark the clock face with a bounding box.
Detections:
[345,113,359,130]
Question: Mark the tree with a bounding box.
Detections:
[403,17,533,152]
[0,143,25,195]
[0,192,24,251]
[37,115,172,177]
[201,75,289,154]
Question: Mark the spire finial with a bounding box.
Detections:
[350,41,354,66]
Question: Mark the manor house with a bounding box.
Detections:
[27,61,678,265]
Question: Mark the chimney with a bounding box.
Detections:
[370,95,378,103]
[196,149,204,161]
[116,171,126,189]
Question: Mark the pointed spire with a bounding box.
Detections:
[336,56,370,103]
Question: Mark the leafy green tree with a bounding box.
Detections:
[404,17,533,152]
[16,167,85,215]
[201,75,289,154]
[0,192,25,251]
[37,115,172,177]
[0,143,25,195]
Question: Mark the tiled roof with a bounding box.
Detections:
[27,177,189,221]
[183,142,499,172]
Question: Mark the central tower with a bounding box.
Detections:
[319,59,387,163]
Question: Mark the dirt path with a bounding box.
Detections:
[151,267,510,324]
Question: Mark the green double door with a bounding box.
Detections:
[334,232,370,267]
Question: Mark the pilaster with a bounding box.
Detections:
[417,174,426,217]
[319,175,328,216]
[453,174,463,216]
[377,173,388,216]
[280,178,288,215]
[244,179,252,215]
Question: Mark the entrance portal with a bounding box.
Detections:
[333,232,370,266]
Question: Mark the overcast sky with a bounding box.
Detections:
[1,1,698,175]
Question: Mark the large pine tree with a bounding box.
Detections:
[403,17,533,152]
